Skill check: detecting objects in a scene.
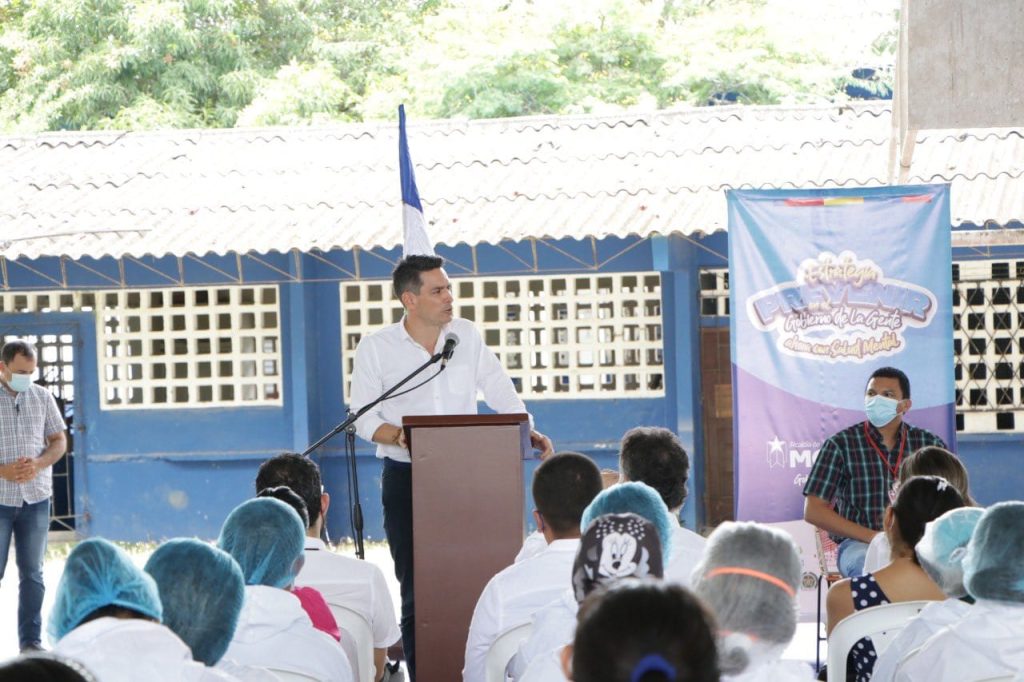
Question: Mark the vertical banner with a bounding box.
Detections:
[727,185,955,521]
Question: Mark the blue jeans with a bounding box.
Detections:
[0,499,51,649]
[837,538,869,578]
[382,459,415,681]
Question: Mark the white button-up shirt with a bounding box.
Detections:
[349,317,529,463]
[463,538,580,682]
[55,617,241,682]
[295,537,401,648]
[665,524,708,586]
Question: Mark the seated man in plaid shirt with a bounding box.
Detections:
[802,367,946,578]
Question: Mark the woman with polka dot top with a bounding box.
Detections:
[825,475,965,681]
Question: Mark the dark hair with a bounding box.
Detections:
[899,446,976,505]
[256,454,321,528]
[79,604,155,627]
[1,339,36,365]
[0,655,97,682]
[619,427,690,510]
[572,580,720,682]
[392,255,445,300]
[868,366,911,399]
[891,475,965,560]
[257,486,310,529]
[532,452,603,536]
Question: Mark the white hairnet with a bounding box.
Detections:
[692,522,801,675]
[916,507,985,598]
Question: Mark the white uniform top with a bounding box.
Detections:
[514,531,548,563]
[665,524,707,586]
[295,537,402,648]
[508,589,576,680]
[870,598,970,682]
[463,539,580,682]
[724,659,817,682]
[219,585,352,682]
[349,317,528,463]
[519,648,567,682]
[894,599,1024,682]
[863,532,892,574]
[55,617,240,682]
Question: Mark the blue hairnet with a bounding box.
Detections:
[963,501,1024,603]
[581,482,673,560]
[217,497,306,588]
[144,538,245,665]
[48,538,162,643]
[916,507,985,598]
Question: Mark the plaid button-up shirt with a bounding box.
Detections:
[0,384,65,506]
[803,420,946,543]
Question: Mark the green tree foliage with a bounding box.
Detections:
[0,0,438,130]
[0,0,898,131]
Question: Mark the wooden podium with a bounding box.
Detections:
[403,413,530,682]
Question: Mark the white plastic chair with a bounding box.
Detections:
[265,669,321,681]
[827,600,930,682]
[485,623,533,682]
[329,601,375,682]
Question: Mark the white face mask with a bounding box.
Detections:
[4,371,33,393]
[865,394,900,428]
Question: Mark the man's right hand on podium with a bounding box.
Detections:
[373,423,408,450]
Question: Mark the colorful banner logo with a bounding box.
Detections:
[748,250,938,362]
[727,185,955,522]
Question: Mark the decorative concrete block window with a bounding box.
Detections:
[0,286,283,409]
[340,273,666,400]
[952,260,1024,432]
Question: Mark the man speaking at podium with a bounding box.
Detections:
[349,254,553,680]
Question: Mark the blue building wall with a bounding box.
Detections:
[2,229,1021,542]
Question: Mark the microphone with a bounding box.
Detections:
[440,333,459,368]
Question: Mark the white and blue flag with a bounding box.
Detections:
[398,104,435,257]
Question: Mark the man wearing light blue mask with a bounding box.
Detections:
[0,339,67,653]
[802,367,945,578]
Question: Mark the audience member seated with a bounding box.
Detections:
[893,501,1024,682]
[563,580,720,682]
[826,476,965,682]
[256,484,343,642]
[49,538,238,681]
[579,482,674,562]
[217,497,352,682]
[515,467,619,564]
[256,453,401,680]
[511,513,665,680]
[870,507,984,681]
[0,653,98,681]
[463,452,603,682]
[863,446,976,573]
[143,538,279,682]
[692,522,815,681]
[618,426,706,585]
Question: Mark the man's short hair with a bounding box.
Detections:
[392,255,445,299]
[532,452,603,535]
[1,340,36,365]
[255,453,322,529]
[869,366,911,399]
[619,427,690,510]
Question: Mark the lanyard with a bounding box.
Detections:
[864,421,906,478]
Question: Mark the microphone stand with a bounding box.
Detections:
[302,350,446,560]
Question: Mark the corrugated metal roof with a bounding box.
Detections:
[1,103,1022,260]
